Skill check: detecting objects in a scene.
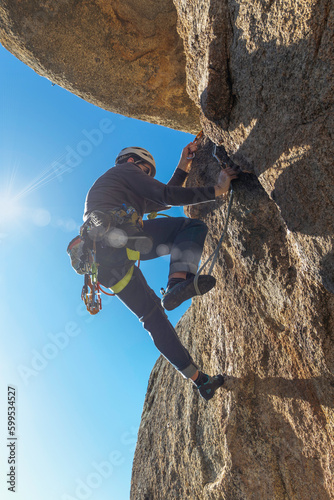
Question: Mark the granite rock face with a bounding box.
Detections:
[0,0,199,131]
[131,0,334,498]
[131,143,334,499]
[1,0,333,498]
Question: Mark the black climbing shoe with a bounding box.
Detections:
[197,374,225,401]
[161,274,216,311]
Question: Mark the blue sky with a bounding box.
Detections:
[0,43,195,500]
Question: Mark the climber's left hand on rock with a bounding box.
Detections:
[214,167,239,197]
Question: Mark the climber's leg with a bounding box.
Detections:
[117,266,226,400]
[140,217,216,310]
[116,266,199,378]
[140,217,207,274]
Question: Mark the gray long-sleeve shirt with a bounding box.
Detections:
[84,162,216,220]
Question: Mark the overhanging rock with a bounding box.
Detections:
[0,0,200,132]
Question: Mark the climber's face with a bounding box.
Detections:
[138,162,152,175]
[127,157,152,176]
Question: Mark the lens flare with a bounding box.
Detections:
[0,195,22,225]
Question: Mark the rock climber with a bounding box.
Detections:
[83,141,238,401]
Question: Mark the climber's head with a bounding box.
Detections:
[115,147,156,177]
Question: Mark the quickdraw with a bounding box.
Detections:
[80,246,141,315]
[81,277,116,315]
[193,142,235,295]
[81,245,102,315]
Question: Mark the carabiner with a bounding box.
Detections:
[187,130,204,160]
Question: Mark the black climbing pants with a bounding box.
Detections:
[116,217,208,378]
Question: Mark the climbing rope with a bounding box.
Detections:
[97,282,116,297]
[193,143,234,296]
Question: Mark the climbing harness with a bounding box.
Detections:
[193,143,234,295]
[67,205,142,315]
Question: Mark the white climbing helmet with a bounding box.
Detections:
[115,147,156,177]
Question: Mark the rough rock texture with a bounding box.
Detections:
[131,1,334,499]
[175,0,334,289]
[0,0,200,132]
[2,0,333,498]
[131,144,334,499]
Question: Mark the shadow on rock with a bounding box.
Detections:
[320,251,334,294]
[225,373,334,410]
[200,0,333,239]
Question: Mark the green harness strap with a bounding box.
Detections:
[147,211,172,220]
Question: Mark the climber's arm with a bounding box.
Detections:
[175,141,198,173]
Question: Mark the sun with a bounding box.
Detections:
[0,194,22,226]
